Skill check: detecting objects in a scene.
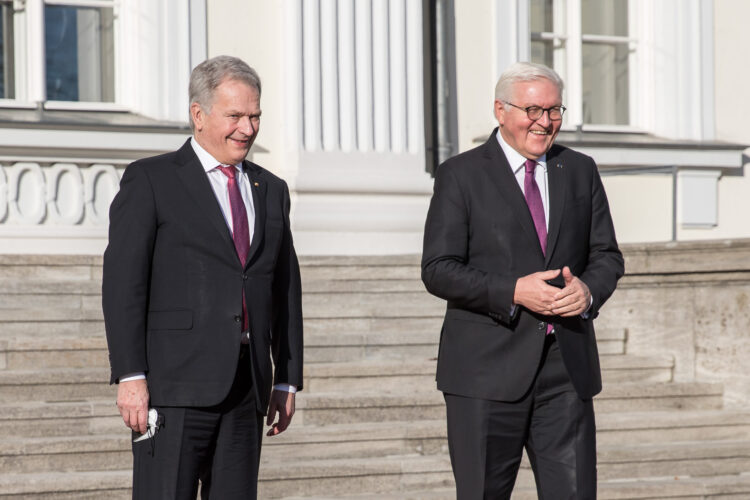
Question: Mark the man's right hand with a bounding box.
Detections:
[116,378,150,434]
[513,269,562,315]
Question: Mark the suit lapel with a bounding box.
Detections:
[244,161,267,268]
[545,146,566,264]
[482,131,546,260]
[174,141,236,256]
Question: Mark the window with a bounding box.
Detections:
[0,0,14,99]
[1,0,117,106]
[530,0,634,128]
[45,3,115,102]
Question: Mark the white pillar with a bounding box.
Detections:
[355,0,374,152]
[303,1,322,151]
[320,0,340,151]
[338,0,357,153]
[388,0,406,154]
[372,0,390,152]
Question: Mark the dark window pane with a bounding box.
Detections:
[45,5,114,102]
[531,40,554,68]
[582,42,629,125]
[530,0,554,33]
[582,0,628,36]
[1,2,14,99]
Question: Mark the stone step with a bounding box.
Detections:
[0,279,102,295]
[258,454,454,498]
[0,320,105,338]
[262,437,750,498]
[0,323,625,369]
[595,439,750,481]
[0,254,102,281]
[0,368,114,402]
[0,470,130,500]
[6,397,745,445]
[283,473,750,499]
[0,336,110,370]
[4,469,749,500]
[0,400,121,439]
[595,381,724,412]
[596,409,750,445]
[2,436,748,499]
[0,434,130,474]
[6,407,750,472]
[0,305,103,323]
[303,354,673,393]
[302,291,446,319]
[294,382,724,426]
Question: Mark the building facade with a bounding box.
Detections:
[0,0,747,255]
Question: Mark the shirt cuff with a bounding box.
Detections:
[273,383,298,394]
[581,295,594,319]
[119,372,146,383]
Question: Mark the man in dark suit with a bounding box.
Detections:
[103,55,303,500]
[422,62,624,499]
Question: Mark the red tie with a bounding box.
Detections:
[524,159,553,335]
[216,165,250,333]
[524,159,547,256]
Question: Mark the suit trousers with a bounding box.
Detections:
[444,335,597,500]
[131,345,264,500]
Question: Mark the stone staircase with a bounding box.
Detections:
[1,254,750,499]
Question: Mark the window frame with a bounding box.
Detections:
[1,0,123,111]
[527,0,642,133]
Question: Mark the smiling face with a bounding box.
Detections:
[495,78,562,160]
[191,78,261,165]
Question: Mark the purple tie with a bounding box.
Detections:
[524,159,553,334]
[524,159,547,256]
[216,165,250,333]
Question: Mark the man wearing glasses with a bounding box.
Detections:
[422,62,623,499]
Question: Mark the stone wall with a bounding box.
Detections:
[597,239,750,408]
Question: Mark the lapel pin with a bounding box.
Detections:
[253,182,259,187]
[556,163,563,169]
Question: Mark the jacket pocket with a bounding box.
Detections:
[445,308,499,326]
[147,310,193,330]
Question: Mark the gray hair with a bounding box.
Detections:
[189,55,262,130]
[494,62,563,104]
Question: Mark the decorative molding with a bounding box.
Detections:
[0,160,124,227]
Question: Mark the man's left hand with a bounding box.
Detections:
[266,389,296,436]
[551,266,591,317]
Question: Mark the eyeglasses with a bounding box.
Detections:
[503,101,566,121]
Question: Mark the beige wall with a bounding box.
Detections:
[454,0,498,153]
[714,0,750,144]
[603,174,673,243]
[206,1,289,178]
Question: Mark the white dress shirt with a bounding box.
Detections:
[496,129,549,228]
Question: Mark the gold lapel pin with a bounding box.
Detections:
[253,182,259,187]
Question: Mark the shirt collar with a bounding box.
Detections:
[190,137,243,174]
[495,129,548,174]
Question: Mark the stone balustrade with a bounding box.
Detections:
[0,161,125,227]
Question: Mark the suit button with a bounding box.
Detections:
[234,315,241,323]
[242,274,248,280]
[538,322,546,330]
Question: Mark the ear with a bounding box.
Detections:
[494,100,505,126]
[190,102,204,131]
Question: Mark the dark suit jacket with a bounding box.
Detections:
[422,129,623,401]
[102,139,303,413]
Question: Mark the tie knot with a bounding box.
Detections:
[524,159,536,174]
[216,165,236,180]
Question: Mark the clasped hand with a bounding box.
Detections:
[513,266,591,317]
